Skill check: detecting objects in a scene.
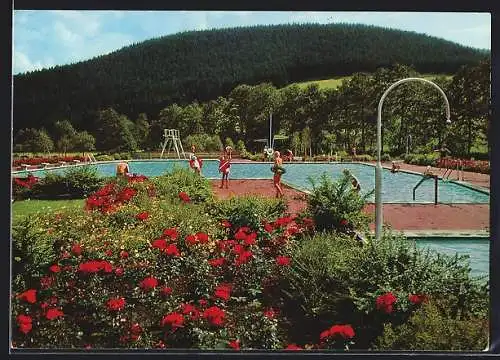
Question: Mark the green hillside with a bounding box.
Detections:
[13,23,488,135]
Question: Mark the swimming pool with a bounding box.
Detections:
[17,160,489,204]
[412,237,489,279]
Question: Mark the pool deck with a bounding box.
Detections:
[210,178,489,235]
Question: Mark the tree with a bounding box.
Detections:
[95,108,137,152]
[73,131,96,152]
[290,131,301,157]
[135,113,150,149]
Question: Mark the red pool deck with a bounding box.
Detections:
[210,178,489,232]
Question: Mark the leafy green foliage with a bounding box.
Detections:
[373,300,488,351]
[205,196,287,231]
[27,166,105,199]
[152,167,213,203]
[306,171,373,232]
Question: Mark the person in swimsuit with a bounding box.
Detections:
[116,161,130,177]
[272,151,285,198]
[219,147,232,189]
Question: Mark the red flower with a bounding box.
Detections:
[185,234,197,246]
[120,250,129,259]
[181,303,200,320]
[178,192,191,203]
[376,292,397,314]
[161,312,184,328]
[408,294,427,305]
[139,277,158,291]
[320,324,355,341]
[285,344,302,350]
[214,283,232,301]
[105,249,113,257]
[208,257,225,267]
[46,308,64,320]
[152,238,168,250]
[203,306,225,326]
[107,297,126,311]
[329,324,355,339]
[165,244,180,257]
[234,250,253,266]
[17,314,33,334]
[136,212,149,221]
[162,227,179,240]
[264,223,274,233]
[130,323,143,336]
[162,287,173,296]
[276,256,291,266]
[229,339,240,350]
[263,307,278,319]
[140,277,159,291]
[100,260,113,273]
[49,264,61,273]
[17,289,37,304]
[78,260,103,273]
[273,216,293,228]
[71,244,82,256]
[339,219,348,226]
[196,232,209,244]
[234,229,247,241]
[115,267,124,276]
[221,220,232,228]
[244,232,257,246]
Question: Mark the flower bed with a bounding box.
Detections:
[11,169,488,350]
[13,156,86,168]
[435,158,490,174]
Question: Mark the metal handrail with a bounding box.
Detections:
[412,175,438,204]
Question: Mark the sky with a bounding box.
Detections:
[12,11,491,75]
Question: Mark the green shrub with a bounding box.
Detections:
[152,167,213,204]
[185,134,223,153]
[225,137,235,149]
[306,171,373,233]
[30,166,104,199]
[205,196,287,231]
[381,154,391,162]
[95,154,115,161]
[373,300,488,351]
[12,216,59,289]
[356,154,373,162]
[236,140,246,154]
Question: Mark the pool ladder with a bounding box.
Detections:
[412,175,438,205]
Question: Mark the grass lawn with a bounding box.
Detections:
[11,199,85,220]
[292,74,453,90]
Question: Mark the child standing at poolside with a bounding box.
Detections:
[271,151,285,198]
[219,147,232,189]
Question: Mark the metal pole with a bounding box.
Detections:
[269,112,273,150]
[434,175,438,205]
[375,77,451,241]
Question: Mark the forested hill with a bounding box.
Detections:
[13,23,489,133]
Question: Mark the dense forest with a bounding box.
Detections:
[14,59,491,159]
[13,23,489,136]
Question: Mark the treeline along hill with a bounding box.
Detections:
[13,23,489,135]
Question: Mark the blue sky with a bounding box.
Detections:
[12,11,491,75]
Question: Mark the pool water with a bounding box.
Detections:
[413,237,489,278]
[20,160,489,204]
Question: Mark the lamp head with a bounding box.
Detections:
[446,118,452,125]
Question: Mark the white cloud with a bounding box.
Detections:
[53,21,81,44]
[13,51,53,74]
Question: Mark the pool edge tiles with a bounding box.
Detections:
[399,230,490,238]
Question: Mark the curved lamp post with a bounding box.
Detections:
[375,78,451,241]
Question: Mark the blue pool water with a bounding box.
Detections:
[413,238,489,279]
[19,160,489,204]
